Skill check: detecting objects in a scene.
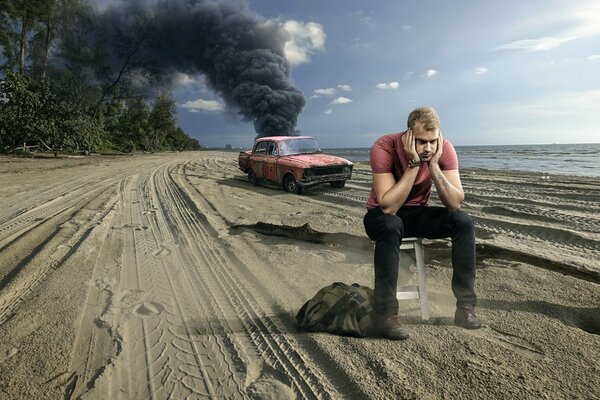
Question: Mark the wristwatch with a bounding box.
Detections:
[408,159,422,168]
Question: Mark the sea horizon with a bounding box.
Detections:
[322,142,600,177]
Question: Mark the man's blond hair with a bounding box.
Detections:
[407,107,440,131]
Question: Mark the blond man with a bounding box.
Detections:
[363,107,481,340]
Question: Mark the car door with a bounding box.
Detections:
[250,141,268,178]
[263,142,278,183]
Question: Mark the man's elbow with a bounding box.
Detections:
[446,198,463,212]
[380,204,398,215]
[447,204,461,212]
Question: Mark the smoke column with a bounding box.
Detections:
[102,0,306,137]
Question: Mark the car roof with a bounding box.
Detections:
[256,135,314,142]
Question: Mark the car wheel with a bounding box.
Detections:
[330,180,345,189]
[248,170,258,186]
[283,174,301,194]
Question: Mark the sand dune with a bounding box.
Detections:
[0,151,599,399]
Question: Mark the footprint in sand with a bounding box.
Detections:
[152,246,172,257]
[120,223,148,231]
[247,379,294,400]
[133,301,164,318]
[0,347,18,363]
[52,244,72,260]
[477,327,547,360]
[93,278,115,291]
[119,290,146,308]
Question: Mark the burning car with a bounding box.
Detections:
[238,136,353,194]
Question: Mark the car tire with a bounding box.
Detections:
[283,174,301,194]
[330,180,346,189]
[248,170,258,186]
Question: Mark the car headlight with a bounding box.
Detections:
[304,169,314,177]
[343,166,351,173]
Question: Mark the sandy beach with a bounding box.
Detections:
[0,150,599,399]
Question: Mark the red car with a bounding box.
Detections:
[238,136,353,194]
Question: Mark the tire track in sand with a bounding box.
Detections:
[153,161,333,399]
[73,160,332,399]
[0,184,119,326]
[73,170,238,398]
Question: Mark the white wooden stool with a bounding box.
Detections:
[396,237,429,320]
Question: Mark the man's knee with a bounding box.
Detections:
[380,214,405,238]
[449,211,474,232]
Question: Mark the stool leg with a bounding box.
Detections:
[415,239,429,320]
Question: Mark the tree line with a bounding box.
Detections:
[0,0,202,153]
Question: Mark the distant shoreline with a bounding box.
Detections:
[2,151,599,181]
[323,143,600,177]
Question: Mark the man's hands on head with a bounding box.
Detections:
[374,128,421,215]
[401,128,420,161]
[429,131,444,167]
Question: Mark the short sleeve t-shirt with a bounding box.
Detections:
[366,131,459,209]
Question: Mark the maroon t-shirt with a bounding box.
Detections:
[366,131,459,209]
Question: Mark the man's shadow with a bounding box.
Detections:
[478,298,600,336]
[395,295,600,336]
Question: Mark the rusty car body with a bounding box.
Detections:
[238,136,353,194]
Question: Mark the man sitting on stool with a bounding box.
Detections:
[363,107,482,341]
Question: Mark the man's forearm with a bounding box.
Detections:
[378,168,419,214]
[429,164,464,211]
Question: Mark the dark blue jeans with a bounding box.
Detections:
[363,206,477,318]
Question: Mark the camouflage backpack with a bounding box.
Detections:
[295,282,374,338]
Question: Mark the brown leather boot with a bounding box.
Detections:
[374,315,410,340]
[454,305,482,329]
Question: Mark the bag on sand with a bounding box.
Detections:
[295,282,374,337]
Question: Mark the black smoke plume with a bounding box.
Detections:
[101,0,305,137]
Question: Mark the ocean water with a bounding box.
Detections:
[323,143,600,177]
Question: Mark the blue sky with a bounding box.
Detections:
[105,0,600,148]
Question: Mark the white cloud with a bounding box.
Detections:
[324,109,333,114]
[331,97,353,105]
[505,90,600,117]
[376,81,400,90]
[349,10,375,29]
[401,25,412,31]
[282,20,326,66]
[180,98,225,112]
[496,3,600,53]
[568,3,600,37]
[312,85,351,98]
[588,55,600,60]
[426,69,438,78]
[313,88,336,97]
[172,72,196,87]
[497,36,578,52]
[475,67,489,75]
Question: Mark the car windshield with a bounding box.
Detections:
[278,138,321,156]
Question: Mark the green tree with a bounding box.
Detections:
[29,0,80,78]
[55,0,111,91]
[166,127,201,151]
[0,0,17,70]
[0,70,58,149]
[4,0,48,73]
[119,95,150,152]
[0,70,108,152]
[0,2,202,155]
[148,90,177,151]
